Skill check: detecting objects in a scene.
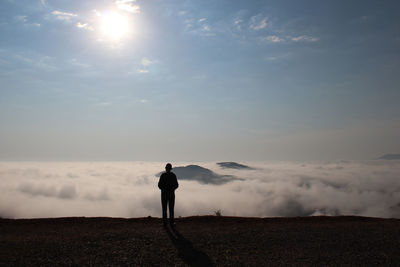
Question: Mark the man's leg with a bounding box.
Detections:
[161,192,168,225]
[169,192,175,226]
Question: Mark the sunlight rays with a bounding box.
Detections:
[100,11,131,40]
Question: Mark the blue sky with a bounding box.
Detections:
[0,0,399,161]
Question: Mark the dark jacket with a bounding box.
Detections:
[158,172,179,192]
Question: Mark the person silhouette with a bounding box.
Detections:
[158,163,179,227]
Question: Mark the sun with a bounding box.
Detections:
[100,11,130,40]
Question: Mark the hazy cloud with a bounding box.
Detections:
[137,57,152,73]
[141,57,152,67]
[15,15,27,23]
[234,18,243,30]
[259,35,319,44]
[115,0,140,14]
[250,14,268,30]
[76,22,93,31]
[58,184,77,199]
[291,35,319,42]
[18,182,76,199]
[261,35,284,43]
[14,15,41,27]
[181,14,215,37]
[51,10,78,21]
[69,58,91,69]
[18,182,57,197]
[85,187,110,201]
[12,52,57,72]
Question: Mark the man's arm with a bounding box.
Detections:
[158,174,165,190]
[173,173,179,190]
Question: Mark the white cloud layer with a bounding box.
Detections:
[0,161,399,219]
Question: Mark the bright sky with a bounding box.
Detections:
[0,0,399,161]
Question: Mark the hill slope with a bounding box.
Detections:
[379,154,400,160]
[1,216,399,266]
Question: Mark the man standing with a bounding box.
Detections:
[158,163,179,227]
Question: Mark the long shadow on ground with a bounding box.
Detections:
[165,226,214,267]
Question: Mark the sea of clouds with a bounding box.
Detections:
[1,160,399,219]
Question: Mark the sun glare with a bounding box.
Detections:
[101,12,130,40]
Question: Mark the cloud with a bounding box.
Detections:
[234,18,243,30]
[260,35,284,43]
[15,15,27,23]
[69,58,91,69]
[259,35,319,44]
[115,0,140,14]
[14,15,41,27]
[18,182,76,199]
[263,53,290,61]
[137,57,152,73]
[58,184,77,199]
[51,10,78,21]
[141,57,152,67]
[250,14,268,30]
[85,187,110,201]
[95,102,112,106]
[180,15,215,37]
[0,161,399,219]
[18,182,57,197]
[291,35,319,42]
[76,22,94,31]
[202,24,210,31]
[12,53,57,71]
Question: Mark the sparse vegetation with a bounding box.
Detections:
[214,209,222,216]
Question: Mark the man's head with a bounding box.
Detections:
[165,163,172,172]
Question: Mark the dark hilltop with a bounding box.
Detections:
[378,154,400,160]
[1,216,399,266]
[216,162,254,170]
[157,164,242,184]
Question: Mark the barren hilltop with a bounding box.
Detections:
[1,216,399,266]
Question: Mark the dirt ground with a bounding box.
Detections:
[1,216,399,266]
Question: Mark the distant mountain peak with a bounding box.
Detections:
[217,162,253,169]
[378,154,400,160]
[156,164,242,185]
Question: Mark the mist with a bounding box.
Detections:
[0,160,399,219]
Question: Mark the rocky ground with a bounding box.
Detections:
[1,216,399,266]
